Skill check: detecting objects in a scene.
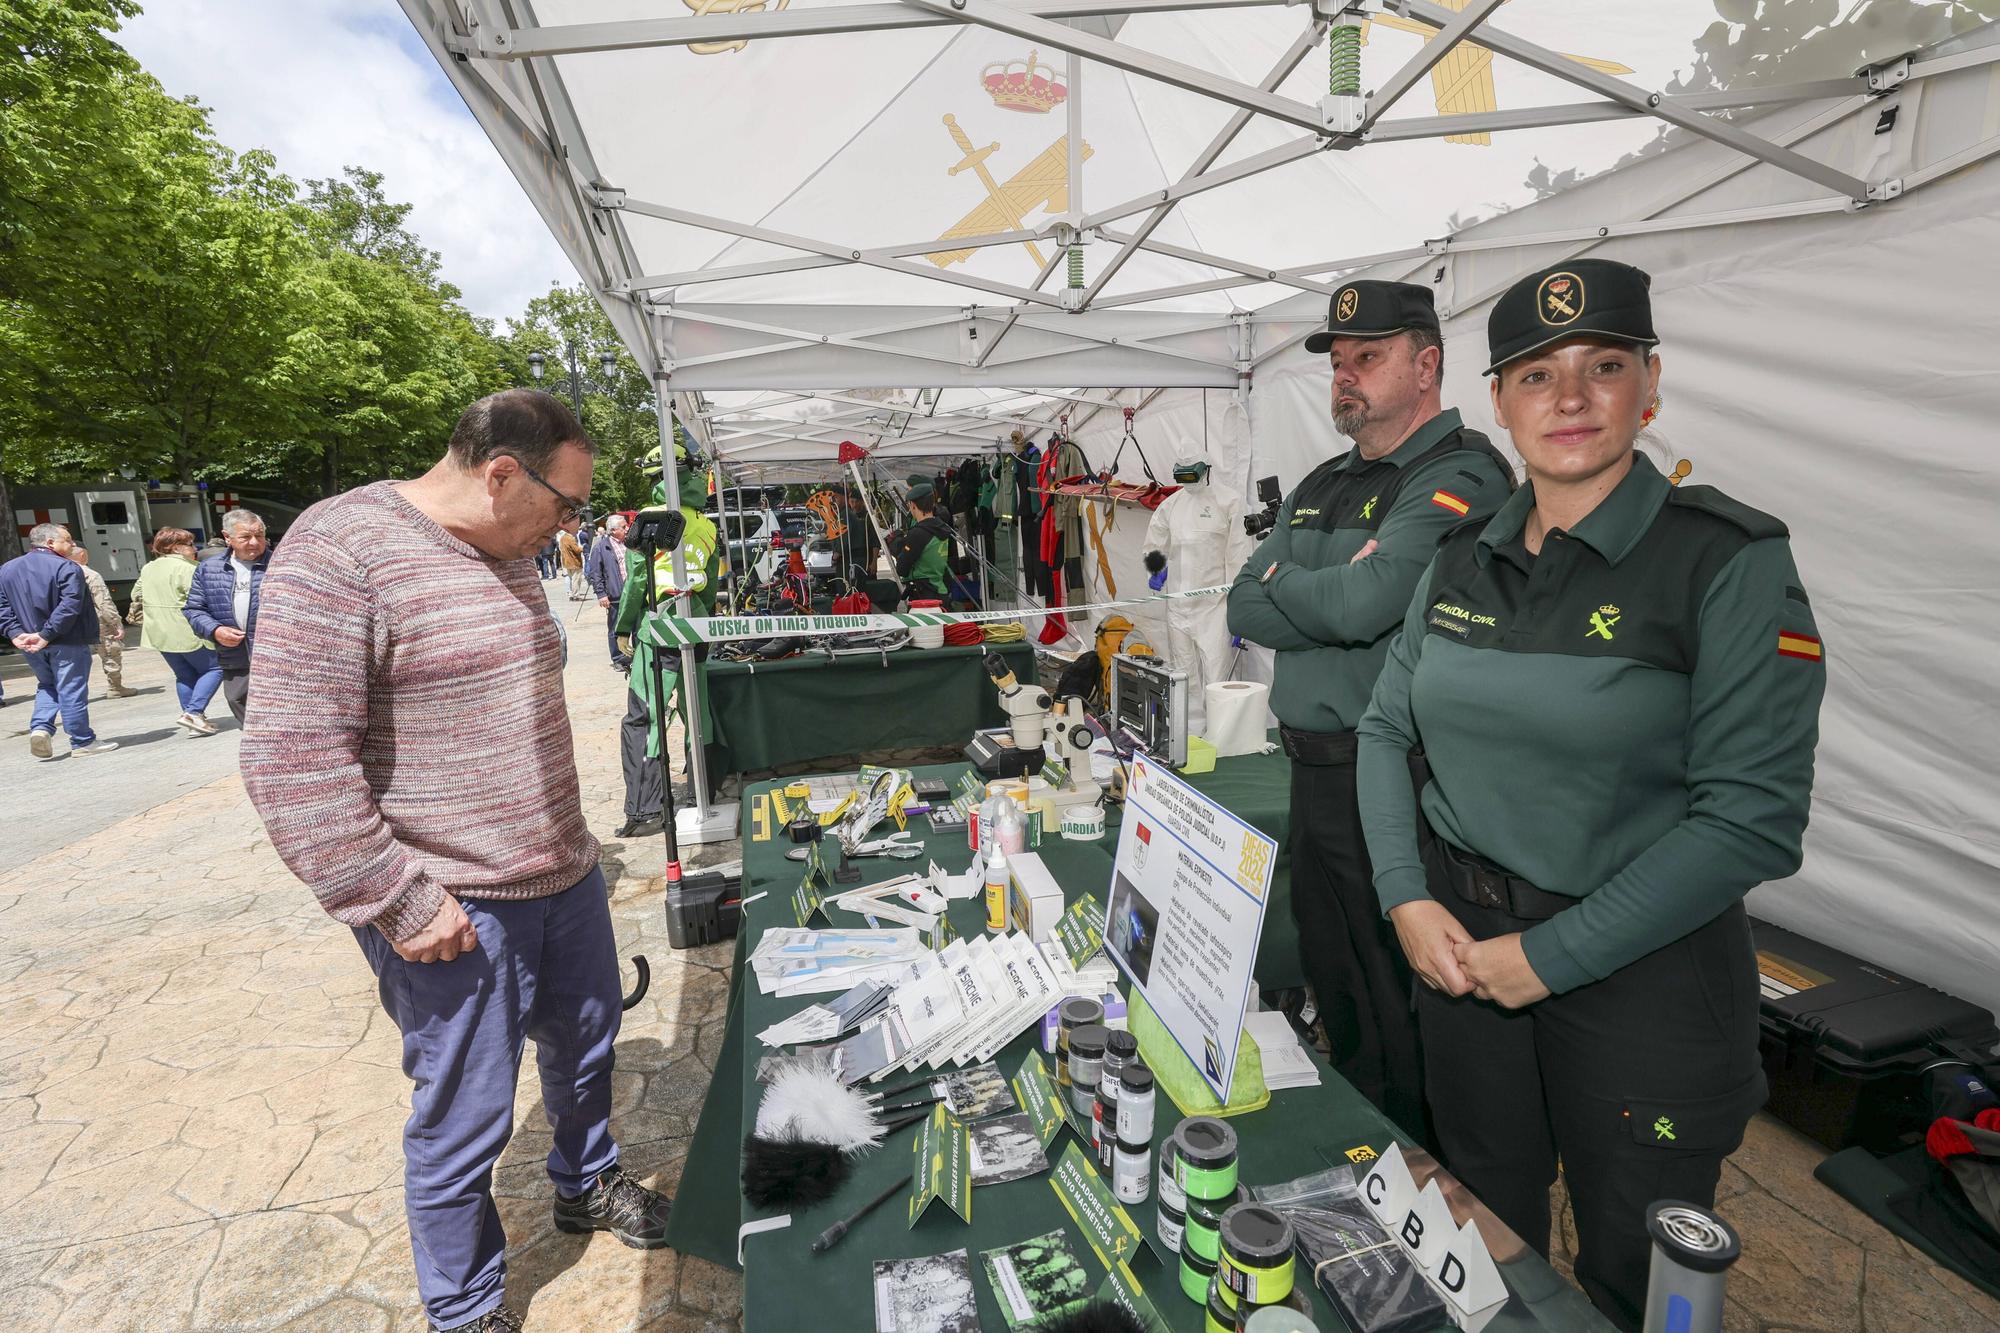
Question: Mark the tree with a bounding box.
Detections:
[499,284,664,513]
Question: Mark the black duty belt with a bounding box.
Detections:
[1280,724,1358,766]
[1425,832,1576,922]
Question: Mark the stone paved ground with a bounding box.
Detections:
[0,583,1995,1331]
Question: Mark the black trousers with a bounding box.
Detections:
[605,605,628,668]
[619,690,663,822]
[222,669,250,724]
[1417,842,1766,1331]
[1287,756,1428,1138]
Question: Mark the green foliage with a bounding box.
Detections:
[496,284,667,515]
[1,2,509,503]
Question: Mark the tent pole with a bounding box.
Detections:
[652,376,735,843]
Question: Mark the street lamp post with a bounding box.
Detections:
[525,345,620,417]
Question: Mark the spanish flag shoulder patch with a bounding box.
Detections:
[1777,632,1823,662]
[1430,490,1471,516]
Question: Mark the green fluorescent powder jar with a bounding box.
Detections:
[1218,1203,1297,1306]
[1183,1210,1222,1263]
[1173,1117,1240,1200]
[1205,1280,1240,1333]
[1179,1246,1218,1304]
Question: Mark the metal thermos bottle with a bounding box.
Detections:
[1641,1201,1740,1333]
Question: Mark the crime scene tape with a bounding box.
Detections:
[636,583,1231,649]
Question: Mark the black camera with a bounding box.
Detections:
[627,505,688,557]
[1242,475,1283,537]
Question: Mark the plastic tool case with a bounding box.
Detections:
[1753,918,1998,1154]
[665,870,742,949]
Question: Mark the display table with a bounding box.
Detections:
[705,641,1036,778]
[664,764,1611,1333]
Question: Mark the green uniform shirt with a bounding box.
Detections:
[1226,409,1513,731]
[1355,453,1826,995]
[615,506,721,755]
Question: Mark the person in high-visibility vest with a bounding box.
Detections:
[611,443,721,836]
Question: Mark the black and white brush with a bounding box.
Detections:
[741,1059,932,1210]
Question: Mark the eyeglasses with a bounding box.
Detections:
[512,458,591,524]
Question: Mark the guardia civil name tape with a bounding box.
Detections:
[637,583,1232,649]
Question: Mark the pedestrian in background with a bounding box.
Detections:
[558,525,587,599]
[586,512,630,670]
[537,535,558,581]
[67,545,135,699]
[0,523,115,758]
[184,508,269,725]
[131,527,222,735]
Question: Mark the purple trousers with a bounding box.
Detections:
[355,867,622,1328]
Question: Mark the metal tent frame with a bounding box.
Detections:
[398,0,2000,828]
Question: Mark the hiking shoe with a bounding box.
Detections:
[71,741,120,757]
[109,685,138,697]
[28,731,53,759]
[432,1307,523,1333]
[616,813,665,840]
[553,1164,672,1248]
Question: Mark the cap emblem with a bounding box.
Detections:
[1538,271,1584,326]
[1335,287,1359,322]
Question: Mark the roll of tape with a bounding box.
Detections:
[1060,804,1106,841]
[1202,680,1271,757]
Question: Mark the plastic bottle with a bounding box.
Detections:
[993,800,1029,857]
[984,843,1010,933]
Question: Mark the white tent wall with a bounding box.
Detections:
[1246,56,2000,1015]
[415,0,2000,996]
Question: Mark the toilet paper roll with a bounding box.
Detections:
[1203,681,1270,757]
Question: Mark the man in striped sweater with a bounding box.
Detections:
[241,390,670,1333]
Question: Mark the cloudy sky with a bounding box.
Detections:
[120,0,574,322]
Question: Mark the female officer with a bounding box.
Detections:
[1354,258,1825,1329]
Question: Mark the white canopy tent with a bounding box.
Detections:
[403,0,2000,1011]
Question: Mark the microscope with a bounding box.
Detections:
[965,651,1051,778]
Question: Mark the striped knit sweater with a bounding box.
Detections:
[241,482,599,942]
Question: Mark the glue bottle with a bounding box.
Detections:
[984,843,1011,933]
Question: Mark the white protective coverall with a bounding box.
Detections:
[1142,397,1253,732]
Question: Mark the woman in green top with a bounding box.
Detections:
[131,527,222,735]
[1355,259,1825,1328]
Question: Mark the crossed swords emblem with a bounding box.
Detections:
[1588,608,1621,640]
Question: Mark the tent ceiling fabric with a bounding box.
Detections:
[409,0,1993,450]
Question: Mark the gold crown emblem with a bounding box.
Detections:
[981,49,1068,113]
[1598,604,1620,618]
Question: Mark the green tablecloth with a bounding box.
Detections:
[705,641,1036,778]
[666,762,1610,1333]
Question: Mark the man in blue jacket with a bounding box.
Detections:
[0,522,115,758]
[184,509,269,724]
[585,513,630,671]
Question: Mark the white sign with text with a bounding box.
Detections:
[1104,756,1276,1101]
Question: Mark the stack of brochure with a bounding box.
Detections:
[1244,1009,1322,1090]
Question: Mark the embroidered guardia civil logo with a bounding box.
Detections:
[1336,287,1359,322]
[1587,604,1620,640]
[1538,271,1584,325]
[1358,495,1378,520]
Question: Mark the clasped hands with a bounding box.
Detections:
[1388,900,1550,1009]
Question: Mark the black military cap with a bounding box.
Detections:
[1485,258,1658,375]
[1304,280,1439,353]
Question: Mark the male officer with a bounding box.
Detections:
[1227,280,1512,1136]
